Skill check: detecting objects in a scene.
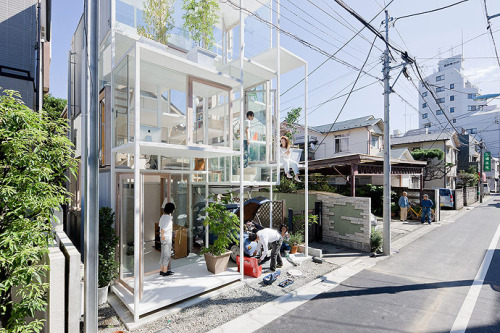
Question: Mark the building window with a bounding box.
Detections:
[450,107,455,113]
[436,86,445,93]
[424,123,431,128]
[467,93,476,99]
[452,118,456,123]
[436,75,445,81]
[422,102,427,108]
[371,135,380,149]
[450,83,454,89]
[436,110,443,115]
[422,113,428,119]
[422,91,428,97]
[450,95,454,101]
[437,97,445,103]
[334,134,349,153]
[466,128,477,134]
[468,105,477,111]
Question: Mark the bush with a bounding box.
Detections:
[98,207,119,287]
[0,89,77,331]
[370,227,383,253]
[288,231,304,246]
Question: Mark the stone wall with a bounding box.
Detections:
[454,189,464,210]
[464,187,478,206]
[316,193,371,252]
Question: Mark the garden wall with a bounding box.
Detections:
[316,193,372,252]
[464,187,478,206]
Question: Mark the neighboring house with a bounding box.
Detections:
[0,0,51,110]
[290,115,425,194]
[417,54,499,158]
[391,130,459,189]
[67,0,306,320]
[457,133,480,172]
[292,115,384,160]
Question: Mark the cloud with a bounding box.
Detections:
[463,65,500,81]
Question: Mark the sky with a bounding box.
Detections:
[49,0,500,134]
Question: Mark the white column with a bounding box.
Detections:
[304,63,309,257]
[133,44,141,322]
[239,0,245,281]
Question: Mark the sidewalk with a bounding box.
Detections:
[207,199,488,333]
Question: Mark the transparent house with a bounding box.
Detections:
[73,0,308,320]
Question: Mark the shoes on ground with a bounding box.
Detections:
[276,264,283,268]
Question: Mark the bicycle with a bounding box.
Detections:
[408,205,435,222]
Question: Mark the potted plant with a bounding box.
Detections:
[98,207,119,305]
[182,0,220,67]
[200,196,239,274]
[288,231,304,254]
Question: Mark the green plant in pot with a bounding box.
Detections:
[288,231,304,254]
[98,207,119,304]
[200,196,239,274]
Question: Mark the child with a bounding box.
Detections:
[159,202,175,276]
[280,136,301,182]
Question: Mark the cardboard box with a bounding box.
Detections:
[173,225,188,259]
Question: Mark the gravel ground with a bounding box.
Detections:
[96,259,338,333]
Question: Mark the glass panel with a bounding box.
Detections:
[139,60,188,144]
[246,87,267,164]
[244,2,271,58]
[119,176,135,288]
[128,56,136,143]
[192,80,230,147]
[113,57,129,147]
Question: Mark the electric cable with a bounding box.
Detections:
[482,0,500,69]
[393,0,470,24]
[311,35,379,154]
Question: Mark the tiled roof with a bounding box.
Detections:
[311,115,381,133]
[391,131,455,145]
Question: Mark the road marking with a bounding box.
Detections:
[450,221,500,333]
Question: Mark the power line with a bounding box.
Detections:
[393,0,470,23]
[221,0,381,82]
[483,0,500,69]
[280,0,393,97]
[312,35,379,154]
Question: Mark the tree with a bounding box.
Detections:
[456,166,479,187]
[137,0,175,46]
[182,0,220,48]
[411,148,454,182]
[0,89,77,332]
[283,107,302,144]
[42,94,66,121]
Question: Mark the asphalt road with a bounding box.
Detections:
[256,194,500,333]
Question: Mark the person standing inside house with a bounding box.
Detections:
[249,228,283,271]
[244,111,254,168]
[159,202,175,276]
[421,194,433,224]
[398,191,410,221]
[280,136,301,182]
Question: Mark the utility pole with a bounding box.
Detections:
[84,0,99,331]
[479,140,484,203]
[382,10,392,256]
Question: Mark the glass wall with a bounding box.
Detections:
[191,79,231,147]
[113,55,135,147]
[118,175,135,287]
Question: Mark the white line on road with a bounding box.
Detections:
[450,221,500,333]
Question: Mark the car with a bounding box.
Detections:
[438,188,454,208]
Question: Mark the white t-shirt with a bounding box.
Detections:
[245,119,251,140]
[257,228,281,261]
[159,214,173,239]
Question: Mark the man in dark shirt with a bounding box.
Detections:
[421,194,433,224]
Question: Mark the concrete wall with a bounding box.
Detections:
[454,189,464,210]
[464,187,478,206]
[316,193,371,252]
[55,231,82,333]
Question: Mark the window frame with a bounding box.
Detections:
[436,75,445,82]
[334,134,350,154]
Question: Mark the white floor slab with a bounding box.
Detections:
[112,259,241,316]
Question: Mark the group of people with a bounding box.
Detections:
[244,110,301,182]
[398,191,434,224]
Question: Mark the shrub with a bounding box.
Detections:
[370,227,383,253]
[288,231,304,246]
[0,89,77,331]
[98,207,119,287]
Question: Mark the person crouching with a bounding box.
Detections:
[249,228,283,271]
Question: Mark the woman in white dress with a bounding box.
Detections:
[280,136,301,182]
